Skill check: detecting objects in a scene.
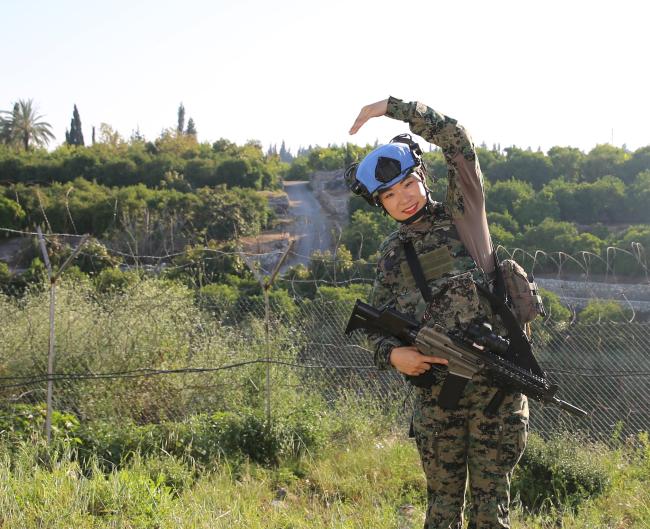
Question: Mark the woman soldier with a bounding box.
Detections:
[347,97,529,529]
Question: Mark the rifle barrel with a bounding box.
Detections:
[553,398,588,417]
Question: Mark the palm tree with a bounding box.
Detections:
[0,99,55,150]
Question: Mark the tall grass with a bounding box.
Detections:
[0,430,648,528]
[0,278,305,422]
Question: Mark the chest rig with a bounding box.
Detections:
[383,204,482,321]
[391,209,542,415]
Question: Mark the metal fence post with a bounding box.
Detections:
[241,241,294,424]
[36,228,89,444]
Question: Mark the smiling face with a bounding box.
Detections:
[378,174,427,222]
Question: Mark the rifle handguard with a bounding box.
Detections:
[346,299,588,418]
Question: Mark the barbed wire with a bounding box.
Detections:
[3,227,649,276]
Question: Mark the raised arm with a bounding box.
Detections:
[384,96,495,274]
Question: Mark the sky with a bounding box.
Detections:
[2,0,649,154]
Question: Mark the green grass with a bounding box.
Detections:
[0,431,648,529]
[1,280,649,527]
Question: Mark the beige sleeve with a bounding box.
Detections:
[386,96,495,274]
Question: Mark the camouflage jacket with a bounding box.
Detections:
[369,97,495,370]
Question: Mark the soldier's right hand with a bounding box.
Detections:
[389,346,448,376]
[349,99,389,135]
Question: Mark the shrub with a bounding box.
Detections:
[0,404,81,449]
[73,407,329,469]
[513,432,610,512]
[94,267,139,293]
[539,288,571,323]
[196,283,239,318]
[579,299,632,323]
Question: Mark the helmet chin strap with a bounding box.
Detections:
[398,198,435,224]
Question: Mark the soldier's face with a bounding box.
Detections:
[378,174,427,222]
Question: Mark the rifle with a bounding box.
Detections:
[345,299,587,417]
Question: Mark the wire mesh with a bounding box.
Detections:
[0,228,649,445]
[1,285,649,444]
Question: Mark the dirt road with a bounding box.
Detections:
[281,181,335,271]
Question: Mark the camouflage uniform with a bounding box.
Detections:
[369,97,529,529]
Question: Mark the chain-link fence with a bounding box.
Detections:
[1,279,648,444]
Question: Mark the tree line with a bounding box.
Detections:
[2,97,649,283]
[339,143,650,277]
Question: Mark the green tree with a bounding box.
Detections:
[98,123,123,147]
[0,108,14,144]
[490,224,516,248]
[487,211,520,233]
[476,146,505,177]
[0,195,26,230]
[486,178,534,214]
[488,148,553,189]
[0,99,55,150]
[513,189,560,226]
[607,225,650,277]
[308,246,355,282]
[582,144,629,182]
[212,138,238,155]
[544,176,626,224]
[341,209,394,260]
[307,146,345,171]
[626,170,650,222]
[539,288,571,322]
[279,140,292,163]
[547,146,584,182]
[186,117,197,137]
[579,299,631,323]
[580,176,626,223]
[617,225,650,250]
[622,146,650,183]
[284,157,310,181]
[216,158,261,188]
[521,218,600,254]
[177,103,185,135]
[65,104,85,146]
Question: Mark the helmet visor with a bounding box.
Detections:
[375,156,403,183]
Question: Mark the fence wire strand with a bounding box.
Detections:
[1,228,649,444]
[1,288,649,443]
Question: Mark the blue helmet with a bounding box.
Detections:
[345,134,426,206]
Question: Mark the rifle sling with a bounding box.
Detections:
[402,241,433,303]
[475,283,544,378]
[402,241,467,410]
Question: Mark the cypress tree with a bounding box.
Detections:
[186,117,197,137]
[177,103,185,134]
[67,104,85,146]
[279,140,293,162]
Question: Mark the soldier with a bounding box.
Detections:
[347,97,529,529]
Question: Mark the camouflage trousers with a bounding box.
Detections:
[412,372,529,529]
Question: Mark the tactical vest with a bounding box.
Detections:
[377,204,489,329]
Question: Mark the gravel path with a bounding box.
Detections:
[281,181,335,271]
